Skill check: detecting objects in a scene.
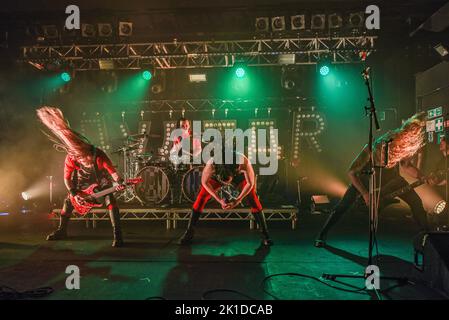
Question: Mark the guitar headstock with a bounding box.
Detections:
[125,177,144,185]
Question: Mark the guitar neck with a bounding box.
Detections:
[92,186,116,199]
[387,178,424,199]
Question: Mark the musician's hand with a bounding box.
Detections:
[74,194,86,205]
[425,174,439,186]
[362,192,370,206]
[115,184,126,192]
[226,199,241,209]
[218,199,229,210]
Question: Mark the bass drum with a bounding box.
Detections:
[134,166,170,205]
[181,166,204,203]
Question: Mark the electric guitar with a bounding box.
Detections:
[356,169,447,210]
[70,178,143,215]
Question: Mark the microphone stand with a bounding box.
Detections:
[321,67,408,298]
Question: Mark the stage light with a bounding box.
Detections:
[60,72,71,82]
[291,15,305,30]
[311,14,326,30]
[349,12,364,29]
[235,67,245,78]
[142,70,152,81]
[98,23,113,37]
[255,17,269,32]
[434,200,446,215]
[319,65,330,76]
[119,22,133,37]
[271,16,286,31]
[328,13,343,29]
[21,192,30,201]
[81,24,96,37]
[278,54,295,65]
[189,74,207,82]
[434,43,448,57]
[311,195,331,214]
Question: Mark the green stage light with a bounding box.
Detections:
[142,70,152,81]
[60,72,71,82]
[235,67,246,78]
[319,65,330,76]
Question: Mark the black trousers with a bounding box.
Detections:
[61,194,118,216]
[319,176,429,237]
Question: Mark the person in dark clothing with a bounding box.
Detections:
[315,112,429,247]
[37,107,125,247]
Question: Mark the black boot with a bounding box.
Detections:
[46,213,70,241]
[314,232,327,248]
[253,211,273,246]
[178,210,201,245]
[315,209,341,248]
[109,207,123,247]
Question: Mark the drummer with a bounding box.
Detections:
[170,117,202,166]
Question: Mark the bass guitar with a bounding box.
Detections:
[70,178,143,215]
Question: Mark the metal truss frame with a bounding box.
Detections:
[21,36,376,70]
[110,97,322,113]
[51,207,298,230]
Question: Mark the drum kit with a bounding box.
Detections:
[114,134,203,206]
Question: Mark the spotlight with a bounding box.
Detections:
[60,72,71,82]
[349,12,364,29]
[319,65,330,76]
[271,16,286,31]
[142,70,152,81]
[311,195,331,214]
[98,23,113,37]
[42,25,59,39]
[119,22,133,36]
[328,13,343,29]
[311,14,326,30]
[21,192,31,201]
[291,15,306,30]
[81,24,96,37]
[434,43,449,57]
[317,58,331,76]
[235,67,246,78]
[434,200,446,215]
[189,74,207,82]
[255,17,269,32]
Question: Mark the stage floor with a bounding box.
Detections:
[0,204,447,300]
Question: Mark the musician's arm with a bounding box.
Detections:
[192,137,202,157]
[64,156,77,196]
[348,145,370,202]
[99,150,123,184]
[400,158,423,180]
[235,157,255,203]
[201,159,222,203]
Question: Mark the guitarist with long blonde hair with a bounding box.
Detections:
[315,112,430,247]
[37,107,126,247]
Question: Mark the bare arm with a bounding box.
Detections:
[400,158,422,180]
[201,159,222,203]
[235,156,255,203]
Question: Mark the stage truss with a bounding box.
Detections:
[21,36,376,71]
[50,207,298,230]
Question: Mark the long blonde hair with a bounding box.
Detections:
[36,106,94,160]
[375,112,427,168]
